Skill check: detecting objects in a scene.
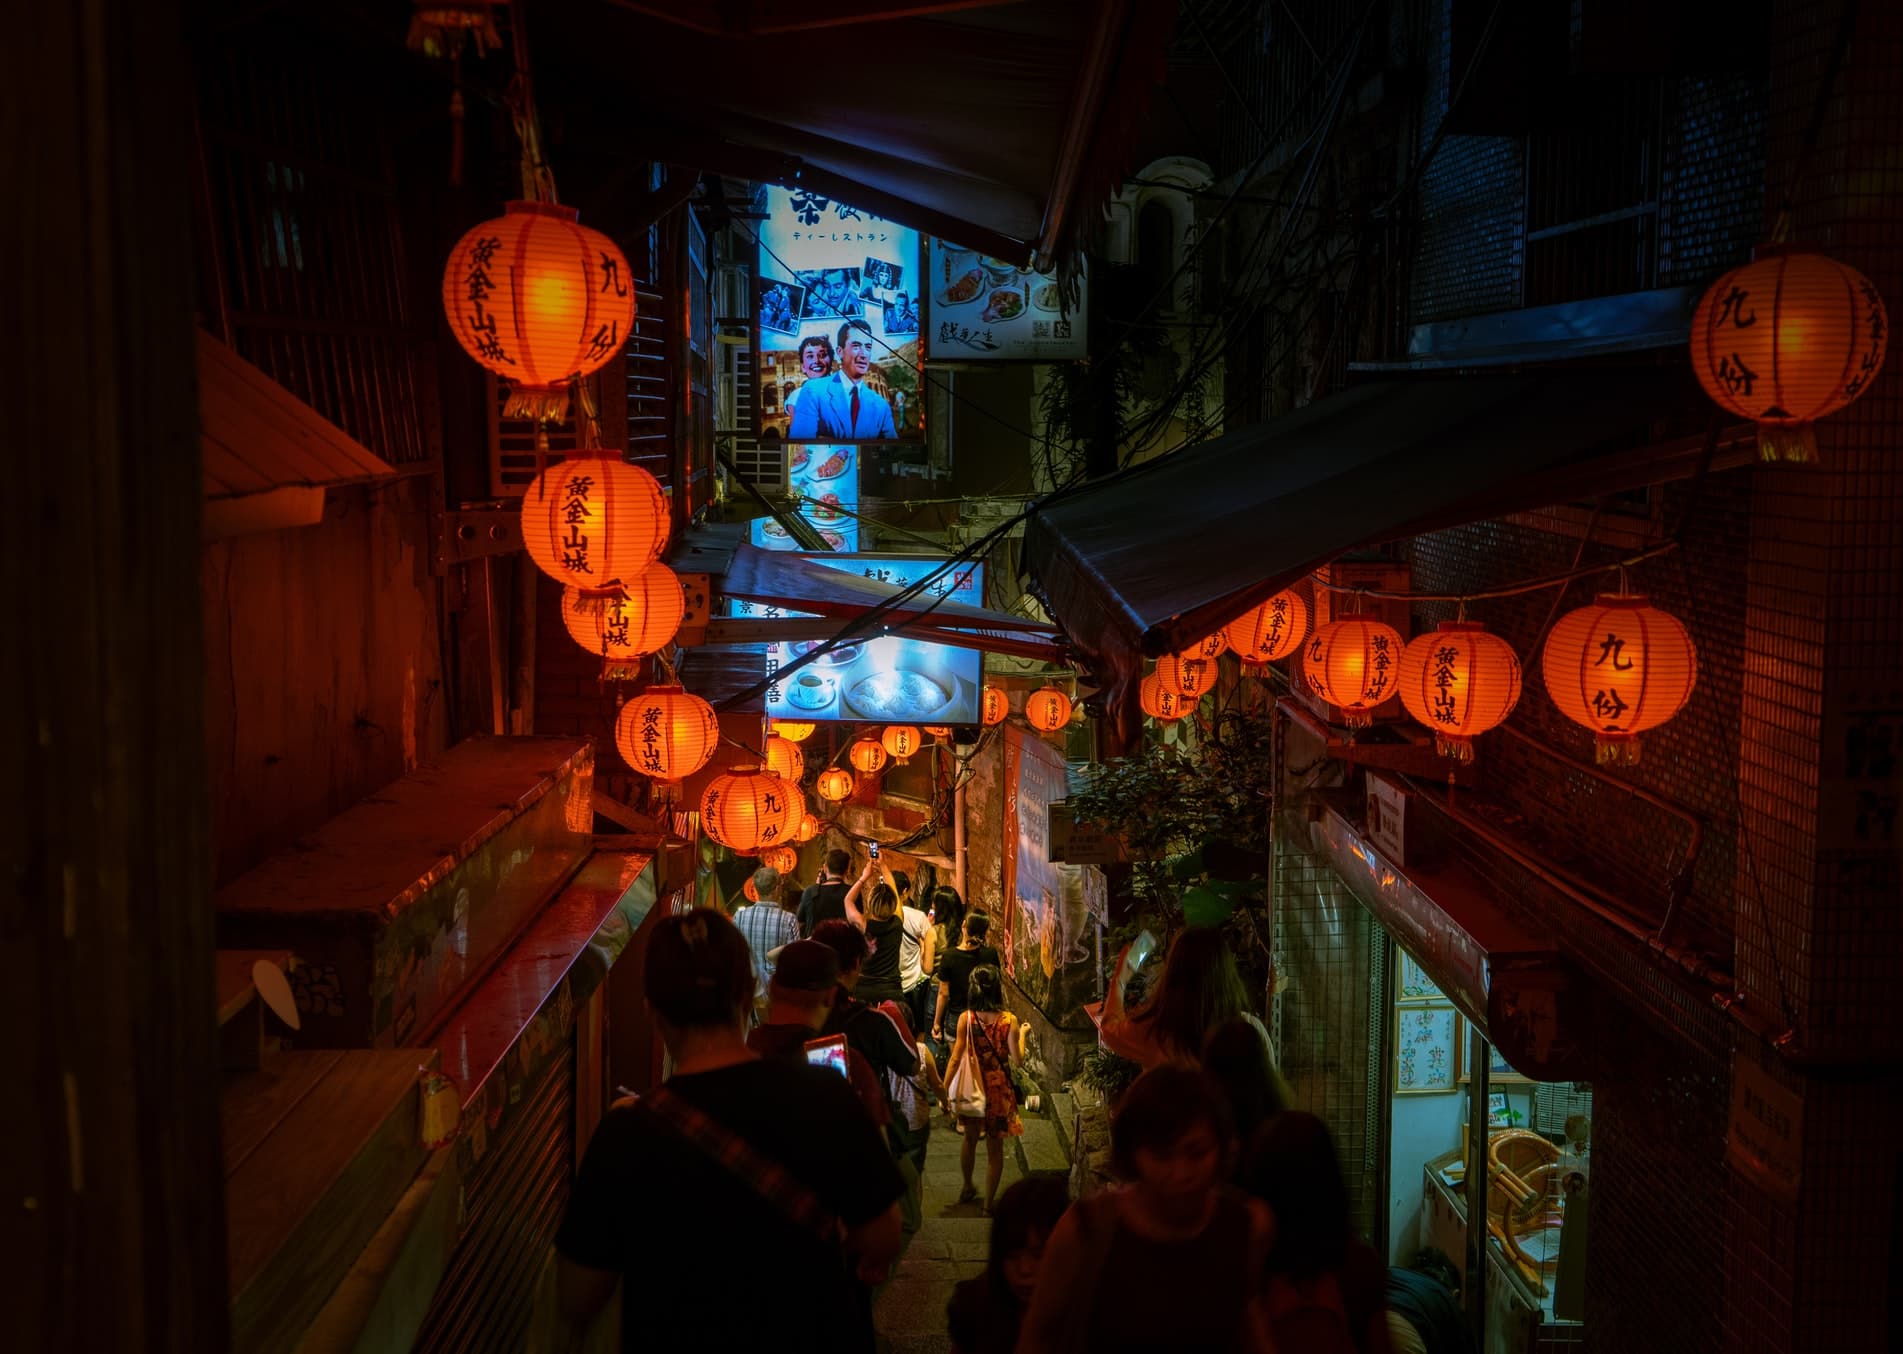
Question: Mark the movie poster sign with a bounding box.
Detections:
[747,555,984,725]
[756,186,923,442]
[926,242,1086,361]
[750,444,860,553]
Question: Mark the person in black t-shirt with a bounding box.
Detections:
[934,912,1002,1044]
[748,939,891,1128]
[811,919,921,1087]
[798,848,854,936]
[554,911,905,1354]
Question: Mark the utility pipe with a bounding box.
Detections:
[953,743,968,904]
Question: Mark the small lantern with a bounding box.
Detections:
[849,738,888,775]
[441,201,637,420]
[1154,652,1218,700]
[763,735,805,785]
[561,563,684,664]
[1302,618,1405,728]
[1541,595,1697,766]
[699,767,801,852]
[613,685,718,802]
[1138,673,1187,723]
[817,768,855,802]
[880,725,921,763]
[742,874,761,903]
[1226,589,1309,663]
[793,812,821,843]
[1189,631,1228,660]
[1396,622,1523,761]
[521,455,668,591]
[980,686,1009,727]
[924,726,952,739]
[1691,246,1888,462]
[760,845,799,876]
[769,720,816,743]
[1023,687,1074,732]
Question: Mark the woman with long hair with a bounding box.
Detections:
[944,965,1024,1213]
[846,879,907,1007]
[1099,927,1261,1069]
[1245,1111,1394,1352]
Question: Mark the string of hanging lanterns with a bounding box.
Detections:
[700,765,801,853]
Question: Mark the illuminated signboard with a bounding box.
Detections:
[926,241,1086,361]
[742,555,985,724]
[756,186,923,442]
[751,444,860,553]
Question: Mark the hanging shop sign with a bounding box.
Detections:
[1048,802,1128,865]
[751,443,861,553]
[738,555,986,725]
[756,186,923,442]
[926,241,1087,361]
[1725,1053,1803,1206]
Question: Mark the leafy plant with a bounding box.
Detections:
[1078,1046,1143,1102]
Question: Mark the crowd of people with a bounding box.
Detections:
[549,857,1473,1354]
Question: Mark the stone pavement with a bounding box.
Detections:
[873,1108,1069,1354]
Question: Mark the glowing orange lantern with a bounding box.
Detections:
[1023,688,1074,732]
[1541,595,1697,766]
[561,563,683,664]
[521,455,668,591]
[1190,631,1228,660]
[442,201,636,419]
[1691,247,1888,462]
[794,812,821,843]
[761,845,799,875]
[849,738,888,775]
[763,735,806,785]
[817,768,855,802]
[1302,617,1405,728]
[1396,622,1523,761]
[1154,652,1218,700]
[981,686,1009,726]
[769,720,816,743]
[881,726,921,763]
[742,874,761,903]
[1138,673,1187,723]
[699,767,801,852]
[614,686,719,801]
[924,726,952,739]
[1226,589,1310,663]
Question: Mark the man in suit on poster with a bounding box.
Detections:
[788,319,899,440]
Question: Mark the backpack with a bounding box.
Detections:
[1261,1270,1359,1354]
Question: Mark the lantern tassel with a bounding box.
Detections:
[1435,734,1476,763]
[1758,423,1817,464]
[1594,735,1642,768]
[504,383,570,424]
[1341,709,1373,730]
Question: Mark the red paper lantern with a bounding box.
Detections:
[1190,631,1228,660]
[561,563,684,664]
[1154,652,1218,700]
[613,686,719,801]
[760,845,799,876]
[763,735,806,784]
[980,686,1009,727]
[794,812,821,843]
[442,201,636,419]
[849,738,888,775]
[924,726,952,739]
[1302,618,1405,728]
[1396,622,1523,761]
[1225,589,1309,663]
[1541,595,1697,766]
[1138,673,1187,723]
[521,455,668,591]
[769,720,816,743]
[699,767,801,852]
[880,725,921,763]
[817,768,855,802]
[1691,246,1888,462]
[1023,687,1074,732]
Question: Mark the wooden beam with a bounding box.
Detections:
[5,0,227,1349]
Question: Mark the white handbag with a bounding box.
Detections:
[945,1020,988,1118]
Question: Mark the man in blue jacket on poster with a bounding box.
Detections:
[789,320,898,440]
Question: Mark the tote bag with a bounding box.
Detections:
[945,1017,988,1117]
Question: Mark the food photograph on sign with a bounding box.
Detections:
[754,556,985,724]
[927,241,1086,361]
[756,185,923,442]
[752,444,860,553]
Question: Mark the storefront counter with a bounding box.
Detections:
[1420,1152,1585,1354]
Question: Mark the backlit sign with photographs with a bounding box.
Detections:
[740,556,985,724]
[750,444,860,553]
[756,186,923,442]
[927,242,1086,361]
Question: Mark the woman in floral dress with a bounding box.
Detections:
[946,965,1025,1213]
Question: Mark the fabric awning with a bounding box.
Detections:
[198,329,397,540]
[549,0,1175,266]
[1023,367,1720,667]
